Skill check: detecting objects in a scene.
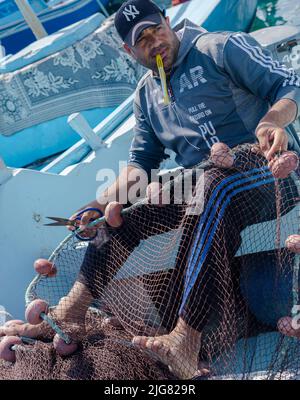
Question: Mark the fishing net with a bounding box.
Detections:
[1,142,300,380]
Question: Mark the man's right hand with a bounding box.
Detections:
[68,165,146,234]
[68,201,124,233]
[67,201,104,240]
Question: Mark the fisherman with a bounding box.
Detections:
[2,0,300,379]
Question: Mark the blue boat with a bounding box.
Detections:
[0,0,109,56]
[0,0,258,169]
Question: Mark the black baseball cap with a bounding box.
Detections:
[114,0,166,47]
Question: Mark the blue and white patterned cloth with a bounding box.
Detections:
[0,15,145,136]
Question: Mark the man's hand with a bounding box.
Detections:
[68,208,101,231]
[68,201,124,234]
[67,201,105,240]
[255,122,289,161]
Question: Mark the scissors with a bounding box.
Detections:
[44,207,104,241]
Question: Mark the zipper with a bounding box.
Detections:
[167,80,201,151]
[167,80,175,104]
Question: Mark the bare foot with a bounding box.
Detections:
[132,317,202,379]
[45,282,93,341]
[0,282,92,341]
[278,316,300,338]
[0,320,53,339]
[196,361,210,377]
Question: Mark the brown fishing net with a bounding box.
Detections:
[1,142,300,380]
[0,309,174,380]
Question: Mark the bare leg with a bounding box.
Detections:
[132,317,203,379]
[53,281,92,324]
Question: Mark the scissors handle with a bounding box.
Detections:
[75,207,103,219]
[45,208,104,241]
[73,207,103,241]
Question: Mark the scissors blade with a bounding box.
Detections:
[44,216,76,227]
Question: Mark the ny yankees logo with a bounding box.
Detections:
[123,5,140,21]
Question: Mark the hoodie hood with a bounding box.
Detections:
[173,19,207,68]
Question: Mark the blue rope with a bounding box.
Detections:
[41,313,72,344]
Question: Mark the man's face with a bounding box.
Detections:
[124,16,180,75]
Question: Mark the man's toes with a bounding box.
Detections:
[197,362,210,377]
[0,324,23,337]
[132,336,147,347]
[133,336,172,361]
[13,323,41,338]
[132,336,153,350]
[138,337,167,355]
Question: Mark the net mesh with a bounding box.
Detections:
[1,143,300,380]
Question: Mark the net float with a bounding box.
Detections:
[105,202,124,228]
[34,259,57,277]
[0,336,23,362]
[271,151,299,179]
[53,334,78,356]
[210,142,234,168]
[25,299,49,325]
[285,234,300,254]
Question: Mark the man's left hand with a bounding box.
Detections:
[255,122,289,161]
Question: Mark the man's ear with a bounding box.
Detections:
[123,43,133,56]
[123,43,137,60]
[165,16,170,26]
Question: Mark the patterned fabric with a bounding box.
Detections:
[0,15,145,136]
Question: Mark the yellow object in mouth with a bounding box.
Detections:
[156,54,170,105]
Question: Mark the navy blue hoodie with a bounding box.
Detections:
[128,19,300,175]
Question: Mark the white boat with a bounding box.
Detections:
[1,12,300,380]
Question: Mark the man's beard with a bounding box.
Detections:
[150,47,173,74]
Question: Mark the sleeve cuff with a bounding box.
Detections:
[274,86,300,120]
